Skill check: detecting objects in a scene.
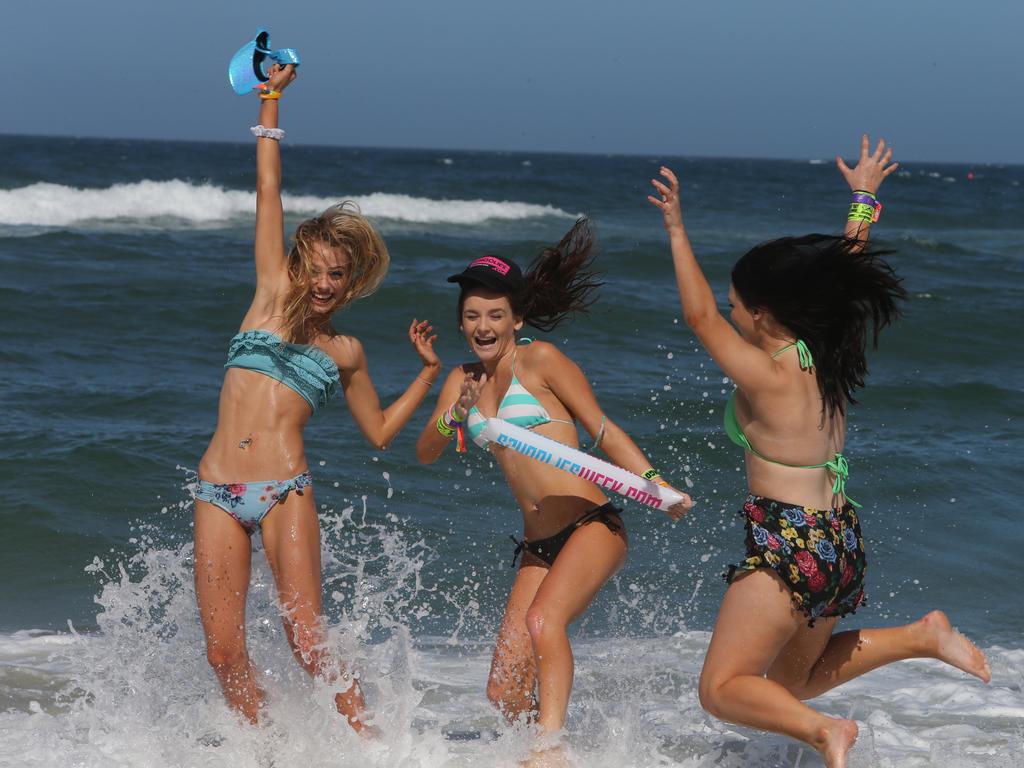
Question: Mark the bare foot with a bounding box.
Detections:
[813,717,858,768]
[335,683,381,739]
[919,610,991,683]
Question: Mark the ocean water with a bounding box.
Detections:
[0,134,1021,767]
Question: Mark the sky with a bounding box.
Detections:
[7,1,1023,163]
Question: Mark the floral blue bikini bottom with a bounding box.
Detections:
[194,470,313,534]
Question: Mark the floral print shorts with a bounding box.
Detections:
[725,494,867,623]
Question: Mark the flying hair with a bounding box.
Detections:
[456,218,603,332]
[730,234,907,416]
[279,201,389,342]
[515,217,604,331]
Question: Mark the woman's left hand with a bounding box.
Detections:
[836,134,898,195]
[664,489,693,521]
[409,319,440,368]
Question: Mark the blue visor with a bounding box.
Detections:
[228,28,301,95]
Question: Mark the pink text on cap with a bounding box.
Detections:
[470,256,510,275]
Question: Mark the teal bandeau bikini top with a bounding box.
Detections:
[723,340,858,507]
[224,329,340,413]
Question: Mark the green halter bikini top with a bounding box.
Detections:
[723,340,859,507]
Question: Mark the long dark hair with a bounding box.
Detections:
[458,218,603,332]
[730,234,907,416]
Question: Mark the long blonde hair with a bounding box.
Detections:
[280,202,389,342]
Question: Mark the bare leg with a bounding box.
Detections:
[260,489,369,734]
[699,570,858,768]
[194,500,264,724]
[488,563,549,723]
[526,519,627,734]
[771,609,991,700]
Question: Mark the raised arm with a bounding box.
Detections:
[536,343,692,519]
[252,64,297,303]
[648,168,779,394]
[338,319,442,450]
[837,134,898,245]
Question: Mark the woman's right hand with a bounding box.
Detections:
[262,63,297,94]
[648,166,686,233]
[452,371,487,421]
[664,489,693,522]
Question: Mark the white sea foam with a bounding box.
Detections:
[0,497,1020,767]
[0,180,574,228]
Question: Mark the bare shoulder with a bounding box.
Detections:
[520,340,579,374]
[320,333,365,373]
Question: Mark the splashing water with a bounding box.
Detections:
[1,486,1021,768]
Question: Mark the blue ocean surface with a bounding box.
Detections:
[0,135,1021,767]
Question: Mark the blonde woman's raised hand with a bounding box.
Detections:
[263,63,297,94]
[836,134,899,196]
[409,319,440,368]
[647,167,685,233]
[452,371,488,421]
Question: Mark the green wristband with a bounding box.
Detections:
[436,414,455,438]
[847,202,875,223]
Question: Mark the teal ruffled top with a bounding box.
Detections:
[224,329,339,413]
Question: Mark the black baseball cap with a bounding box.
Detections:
[447,255,524,293]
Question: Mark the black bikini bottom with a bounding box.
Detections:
[509,502,623,567]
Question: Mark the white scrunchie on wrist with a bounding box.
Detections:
[250,125,285,141]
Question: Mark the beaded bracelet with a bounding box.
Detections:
[250,125,285,141]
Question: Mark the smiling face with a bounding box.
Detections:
[459,286,523,363]
[308,242,351,314]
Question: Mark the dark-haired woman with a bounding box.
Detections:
[649,136,990,768]
[416,220,691,746]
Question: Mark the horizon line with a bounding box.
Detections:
[1,131,1018,170]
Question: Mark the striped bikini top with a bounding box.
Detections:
[465,347,572,448]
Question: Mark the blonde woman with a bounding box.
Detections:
[193,64,439,732]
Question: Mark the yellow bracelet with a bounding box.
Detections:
[259,90,282,100]
[435,414,455,438]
